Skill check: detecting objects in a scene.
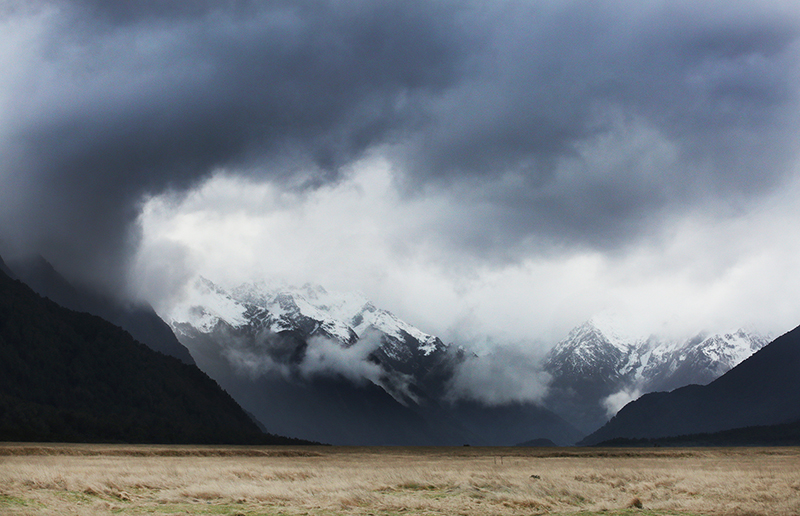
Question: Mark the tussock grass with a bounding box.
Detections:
[0,445,798,515]
[0,443,321,457]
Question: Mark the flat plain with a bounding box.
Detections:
[0,444,798,516]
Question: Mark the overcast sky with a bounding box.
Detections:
[2,0,800,350]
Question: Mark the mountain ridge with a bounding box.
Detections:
[0,261,303,444]
[543,318,769,433]
[580,324,800,445]
[8,255,195,365]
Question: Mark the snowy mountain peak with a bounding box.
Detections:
[165,276,443,357]
[542,316,773,434]
[545,321,629,377]
[543,317,771,432]
[547,317,768,381]
[168,276,248,332]
[686,329,771,376]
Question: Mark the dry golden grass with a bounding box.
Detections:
[0,444,798,515]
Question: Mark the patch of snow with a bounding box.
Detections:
[166,277,248,332]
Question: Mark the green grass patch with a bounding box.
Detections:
[54,489,104,504]
[395,481,439,491]
[555,511,706,516]
[0,494,38,507]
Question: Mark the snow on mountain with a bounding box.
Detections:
[162,276,584,446]
[284,283,441,355]
[168,277,249,333]
[543,317,771,433]
[166,276,444,362]
[679,329,770,376]
[166,277,771,440]
[546,318,768,389]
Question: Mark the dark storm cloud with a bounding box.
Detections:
[1,0,799,294]
[405,2,800,183]
[0,0,473,292]
[394,1,800,258]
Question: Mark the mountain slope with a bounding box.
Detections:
[8,255,195,365]
[167,277,581,445]
[580,324,800,445]
[543,319,769,434]
[0,255,14,279]
[0,264,296,444]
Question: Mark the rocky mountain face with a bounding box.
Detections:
[580,325,800,445]
[166,277,582,445]
[543,317,769,434]
[5,248,784,446]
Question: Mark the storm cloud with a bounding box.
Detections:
[0,0,469,291]
[395,1,800,258]
[2,0,800,346]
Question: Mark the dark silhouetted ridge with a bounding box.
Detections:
[0,263,304,444]
[0,255,14,279]
[593,419,800,447]
[8,255,195,365]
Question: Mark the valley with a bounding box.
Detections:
[2,255,798,449]
[2,5,799,516]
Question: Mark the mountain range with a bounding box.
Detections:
[580,323,800,445]
[542,317,769,433]
[165,277,582,445]
[2,249,794,446]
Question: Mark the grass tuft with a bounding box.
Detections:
[628,496,644,509]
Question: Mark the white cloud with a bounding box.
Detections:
[298,335,384,386]
[602,388,643,418]
[446,345,552,405]
[222,346,292,382]
[132,149,800,354]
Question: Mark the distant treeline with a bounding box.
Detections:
[594,419,800,447]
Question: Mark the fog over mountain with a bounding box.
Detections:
[162,276,580,445]
[542,317,770,433]
[2,1,800,354]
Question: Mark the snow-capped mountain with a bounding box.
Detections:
[164,276,582,446]
[579,325,800,446]
[169,277,443,356]
[543,317,770,434]
[167,277,453,407]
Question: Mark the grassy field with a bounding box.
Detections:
[0,444,798,516]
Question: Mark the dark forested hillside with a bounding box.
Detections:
[0,265,300,444]
[0,255,14,279]
[8,255,195,365]
[594,419,800,447]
